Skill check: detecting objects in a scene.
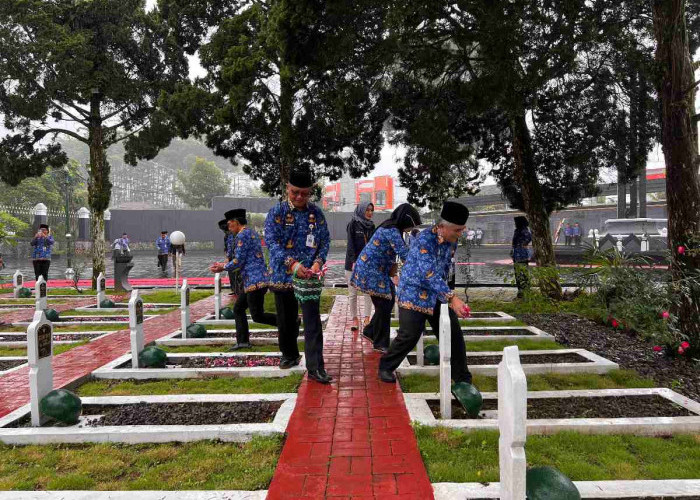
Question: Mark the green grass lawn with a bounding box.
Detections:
[422,339,562,351]
[0,324,126,332]
[60,307,177,317]
[160,342,303,354]
[76,374,303,397]
[390,319,526,328]
[0,340,90,358]
[0,436,282,490]
[140,289,213,304]
[261,291,335,315]
[47,288,98,296]
[399,370,656,393]
[469,292,606,323]
[416,426,700,482]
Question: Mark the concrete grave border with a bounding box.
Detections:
[433,480,700,499]
[155,328,280,346]
[390,325,555,343]
[0,393,296,445]
[12,315,157,326]
[0,331,111,348]
[404,387,700,435]
[0,492,268,500]
[397,348,618,376]
[392,311,517,323]
[93,352,306,379]
[0,356,28,375]
[196,313,329,326]
[75,303,178,311]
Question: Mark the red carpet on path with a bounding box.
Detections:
[267,296,434,499]
[1,277,228,289]
[0,295,228,419]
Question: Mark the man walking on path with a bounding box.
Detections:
[264,170,331,383]
[211,209,277,350]
[378,201,473,385]
[155,230,171,273]
[30,224,53,280]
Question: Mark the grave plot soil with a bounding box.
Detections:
[459,328,535,336]
[427,395,698,420]
[179,355,281,368]
[468,312,503,318]
[521,313,700,403]
[176,330,277,339]
[407,352,590,365]
[59,316,129,322]
[0,359,26,371]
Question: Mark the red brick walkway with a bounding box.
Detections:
[0,295,226,418]
[267,296,434,499]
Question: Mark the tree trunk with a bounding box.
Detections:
[510,111,562,299]
[87,90,110,288]
[652,0,700,351]
[278,2,295,195]
[629,176,638,216]
[616,180,627,218]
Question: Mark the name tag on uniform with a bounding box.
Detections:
[306,234,315,247]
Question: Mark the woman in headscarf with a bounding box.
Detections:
[351,203,421,352]
[345,201,376,331]
[511,216,532,298]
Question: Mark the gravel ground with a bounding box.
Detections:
[408,352,590,366]
[521,313,700,403]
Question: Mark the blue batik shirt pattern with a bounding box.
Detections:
[264,201,330,290]
[512,228,532,263]
[31,235,54,260]
[156,236,171,255]
[397,226,456,314]
[226,233,235,259]
[351,227,408,299]
[224,227,270,292]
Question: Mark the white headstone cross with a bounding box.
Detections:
[12,270,24,298]
[28,310,53,426]
[181,278,191,338]
[439,303,452,419]
[96,272,106,307]
[416,331,425,366]
[35,276,47,312]
[498,345,528,500]
[129,290,145,368]
[214,272,222,319]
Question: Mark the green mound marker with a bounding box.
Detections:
[526,466,580,500]
[138,346,168,368]
[100,299,115,308]
[45,309,60,322]
[18,287,32,298]
[451,381,483,418]
[40,389,82,425]
[220,307,235,319]
[186,323,207,338]
[424,344,440,365]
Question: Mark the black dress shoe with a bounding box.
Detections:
[378,370,396,383]
[308,370,331,384]
[228,342,251,351]
[280,355,302,369]
[361,329,374,343]
[318,368,333,381]
[373,346,388,354]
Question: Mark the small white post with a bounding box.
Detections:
[439,303,452,419]
[27,310,53,427]
[12,270,24,298]
[615,235,624,252]
[499,346,528,500]
[214,272,222,319]
[128,290,144,368]
[181,278,190,338]
[96,272,106,307]
[416,332,424,366]
[641,235,649,253]
[35,276,47,312]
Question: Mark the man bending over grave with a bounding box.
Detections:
[378,201,473,385]
[210,209,277,350]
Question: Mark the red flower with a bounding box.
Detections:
[681,341,690,349]
[611,319,619,328]
[661,311,670,319]
[678,246,686,255]
[678,346,685,355]
[653,345,663,352]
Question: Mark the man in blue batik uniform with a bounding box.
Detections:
[211,209,277,349]
[221,219,244,297]
[155,230,171,273]
[264,170,331,383]
[378,201,473,384]
[30,223,54,280]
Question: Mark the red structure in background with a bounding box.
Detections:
[646,167,666,180]
[356,175,393,211]
[322,183,342,211]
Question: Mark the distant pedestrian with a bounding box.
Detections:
[564,223,572,246]
[345,201,375,332]
[112,232,131,255]
[475,227,483,247]
[30,224,54,281]
[466,228,475,247]
[573,223,582,246]
[155,230,171,273]
[511,216,532,298]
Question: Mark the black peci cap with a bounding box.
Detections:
[288,169,314,188]
[218,219,228,231]
[39,224,49,229]
[440,201,469,226]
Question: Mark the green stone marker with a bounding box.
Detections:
[451,381,483,418]
[186,323,207,338]
[526,466,581,500]
[220,307,235,320]
[18,287,32,298]
[39,389,82,425]
[138,346,168,368]
[424,344,440,365]
[100,299,115,308]
[45,309,60,322]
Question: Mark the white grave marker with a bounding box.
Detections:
[96,272,106,306]
[181,279,191,338]
[416,331,424,366]
[498,346,527,500]
[214,272,222,319]
[439,303,451,419]
[35,276,47,312]
[12,270,24,298]
[27,310,53,426]
[129,290,144,368]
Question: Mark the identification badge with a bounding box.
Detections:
[306,234,315,247]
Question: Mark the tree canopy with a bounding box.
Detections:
[174,157,230,209]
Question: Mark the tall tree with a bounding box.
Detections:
[386,0,617,298]
[0,0,187,285]
[174,157,230,208]
[161,0,390,195]
[652,0,700,352]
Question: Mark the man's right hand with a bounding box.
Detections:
[450,296,470,318]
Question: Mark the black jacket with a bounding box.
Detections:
[345,219,375,271]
